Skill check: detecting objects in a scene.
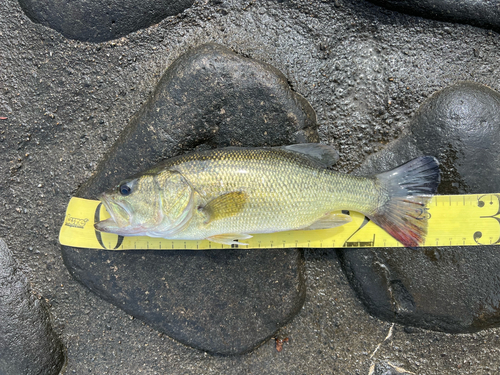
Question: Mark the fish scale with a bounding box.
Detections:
[94,144,440,247]
[165,148,379,239]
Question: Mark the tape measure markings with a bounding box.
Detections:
[59,194,500,250]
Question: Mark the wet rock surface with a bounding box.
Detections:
[366,0,500,33]
[78,43,319,199]
[64,248,305,355]
[341,82,500,333]
[3,0,500,373]
[18,0,195,42]
[412,82,500,195]
[0,239,65,375]
[61,43,314,355]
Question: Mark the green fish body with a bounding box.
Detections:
[95,144,440,247]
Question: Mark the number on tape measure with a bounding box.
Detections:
[474,194,500,245]
[58,195,500,250]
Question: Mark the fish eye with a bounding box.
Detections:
[119,184,132,196]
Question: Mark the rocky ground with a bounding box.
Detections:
[1,0,500,374]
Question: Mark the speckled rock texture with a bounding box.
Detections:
[412,82,500,195]
[371,361,414,375]
[18,0,195,42]
[61,43,314,355]
[367,0,500,33]
[341,82,500,333]
[4,0,500,373]
[77,43,319,199]
[0,239,65,375]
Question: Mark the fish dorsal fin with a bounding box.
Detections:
[278,143,339,168]
[202,191,248,223]
[301,212,351,230]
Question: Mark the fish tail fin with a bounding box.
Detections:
[370,156,440,247]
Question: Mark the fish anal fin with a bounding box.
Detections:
[207,233,252,245]
[371,197,430,248]
[302,213,351,230]
[202,191,248,223]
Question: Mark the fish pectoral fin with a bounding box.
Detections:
[202,191,248,223]
[206,233,252,246]
[302,213,352,230]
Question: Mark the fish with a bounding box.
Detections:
[94,144,440,247]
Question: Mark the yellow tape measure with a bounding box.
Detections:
[59,194,500,250]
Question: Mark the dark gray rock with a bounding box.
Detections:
[18,0,195,42]
[61,43,315,355]
[411,82,500,195]
[366,0,500,33]
[340,82,500,333]
[0,239,65,375]
[64,248,305,354]
[80,43,319,199]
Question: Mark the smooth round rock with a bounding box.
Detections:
[411,81,500,195]
[61,43,316,355]
[367,0,500,33]
[18,0,195,42]
[0,239,65,375]
[79,43,319,199]
[339,82,500,333]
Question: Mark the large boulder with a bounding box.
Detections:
[61,44,319,355]
[18,0,195,42]
[340,82,500,333]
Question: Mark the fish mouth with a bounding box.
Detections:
[95,193,131,230]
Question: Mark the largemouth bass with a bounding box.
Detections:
[95,144,440,247]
